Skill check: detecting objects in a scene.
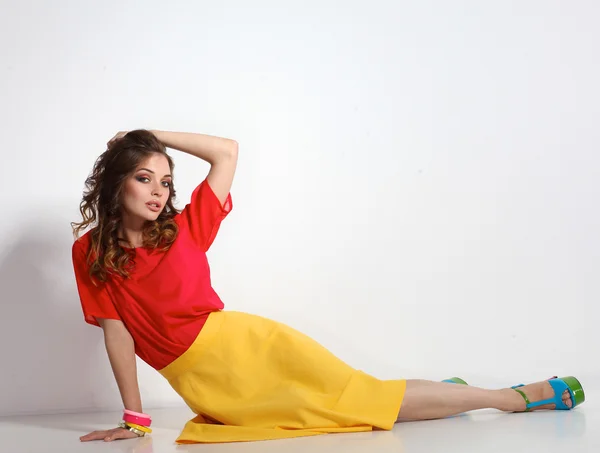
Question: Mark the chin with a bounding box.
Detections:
[136,210,161,222]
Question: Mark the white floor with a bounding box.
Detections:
[1,400,598,453]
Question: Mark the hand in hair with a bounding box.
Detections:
[107,131,130,149]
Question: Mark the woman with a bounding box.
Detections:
[71,129,585,444]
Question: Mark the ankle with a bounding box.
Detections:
[496,388,524,412]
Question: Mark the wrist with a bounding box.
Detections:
[124,405,143,413]
[123,398,143,413]
[149,129,164,141]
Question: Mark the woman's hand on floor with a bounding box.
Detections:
[80,427,139,442]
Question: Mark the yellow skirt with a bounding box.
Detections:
[158,311,406,443]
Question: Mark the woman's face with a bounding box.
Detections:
[120,154,172,223]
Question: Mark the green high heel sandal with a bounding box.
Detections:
[511,376,585,411]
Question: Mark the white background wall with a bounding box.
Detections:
[1,0,598,416]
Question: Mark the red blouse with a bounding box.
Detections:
[72,178,232,370]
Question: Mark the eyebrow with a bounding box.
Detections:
[137,168,172,178]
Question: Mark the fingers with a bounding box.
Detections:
[80,430,107,442]
[107,137,121,148]
[80,427,137,442]
[107,131,128,148]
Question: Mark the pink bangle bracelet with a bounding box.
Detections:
[124,409,152,419]
[123,410,152,427]
[123,413,152,427]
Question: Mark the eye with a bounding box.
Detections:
[162,181,171,188]
[136,175,150,183]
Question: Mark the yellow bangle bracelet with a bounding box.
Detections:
[118,421,145,437]
[125,422,152,434]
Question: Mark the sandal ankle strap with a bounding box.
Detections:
[512,386,532,412]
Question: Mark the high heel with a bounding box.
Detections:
[511,376,585,411]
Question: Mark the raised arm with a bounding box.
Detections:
[148,129,238,207]
[106,129,238,208]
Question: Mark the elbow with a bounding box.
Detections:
[221,140,238,163]
[228,139,239,156]
[209,139,238,166]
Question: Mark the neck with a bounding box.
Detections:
[119,214,145,248]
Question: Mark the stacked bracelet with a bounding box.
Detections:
[118,421,147,437]
[126,422,152,434]
[118,410,152,437]
[123,409,152,427]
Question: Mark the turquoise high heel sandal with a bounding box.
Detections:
[443,377,468,385]
[511,376,585,411]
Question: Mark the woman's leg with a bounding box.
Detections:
[396,379,573,422]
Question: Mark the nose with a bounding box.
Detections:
[152,183,164,198]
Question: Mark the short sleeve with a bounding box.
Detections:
[177,178,233,252]
[72,239,121,327]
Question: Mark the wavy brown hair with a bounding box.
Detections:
[71,129,180,283]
